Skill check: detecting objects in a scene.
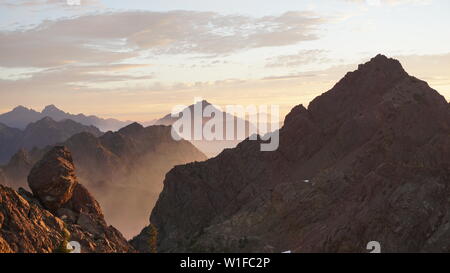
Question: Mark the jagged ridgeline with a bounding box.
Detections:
[146,55,450,253]
[1,55,449,253]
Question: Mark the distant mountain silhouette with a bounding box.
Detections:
[2,123,207,238]
[154,100,259,158]
[146,55,450,253]
[0,117,102,164]
[0,104,131,131]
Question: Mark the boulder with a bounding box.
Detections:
[28,146,77,213]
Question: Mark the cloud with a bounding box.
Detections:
[1,0,102,9]
[0,10,327,68]
[0,63,153,93]
[1,53,449,121]
[343,0,432,5]
[265,49,330,68]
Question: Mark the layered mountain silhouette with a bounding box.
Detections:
[3,123,207,238]
[0,146,134,253]
[145,55,450,253]
[0,104,131,132]
[153,100,258,158]
[0,117,102,164]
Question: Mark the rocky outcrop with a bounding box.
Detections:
[0,146,134,253]
[28,147,78,213]
[5,124,207,238]
[0,184,68,253]
[150,55,450,253]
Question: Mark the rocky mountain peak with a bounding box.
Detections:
[358,54,405,72]
[42,104,64,115]
[117,122,144,135]
[149,55,450,253]
[304,54,445,131]
[31,116,56,126]
[11,105,30,112]
[334,54,409,94]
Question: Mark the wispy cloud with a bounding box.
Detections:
[265,49,330,68]
[343,0,432,6]
[0,0,102,9]
[0,10,328,69]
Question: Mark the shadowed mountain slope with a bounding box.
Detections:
[2,123,207,238]
[148,55,450,253]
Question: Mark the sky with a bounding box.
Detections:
[0,0,449,122]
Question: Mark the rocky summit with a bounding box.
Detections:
[0,146,134,253]
[149,55,450,253]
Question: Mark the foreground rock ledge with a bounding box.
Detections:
[0,146,134,253]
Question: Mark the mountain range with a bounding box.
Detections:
[2,122,207,238]
[0,101,263,159]
[140,55,450,253]
[0,117,102,164]
[0,105,131,132]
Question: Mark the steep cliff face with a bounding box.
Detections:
[150,55,450,253]
[3,124,207,238]
[0,146,134,253]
